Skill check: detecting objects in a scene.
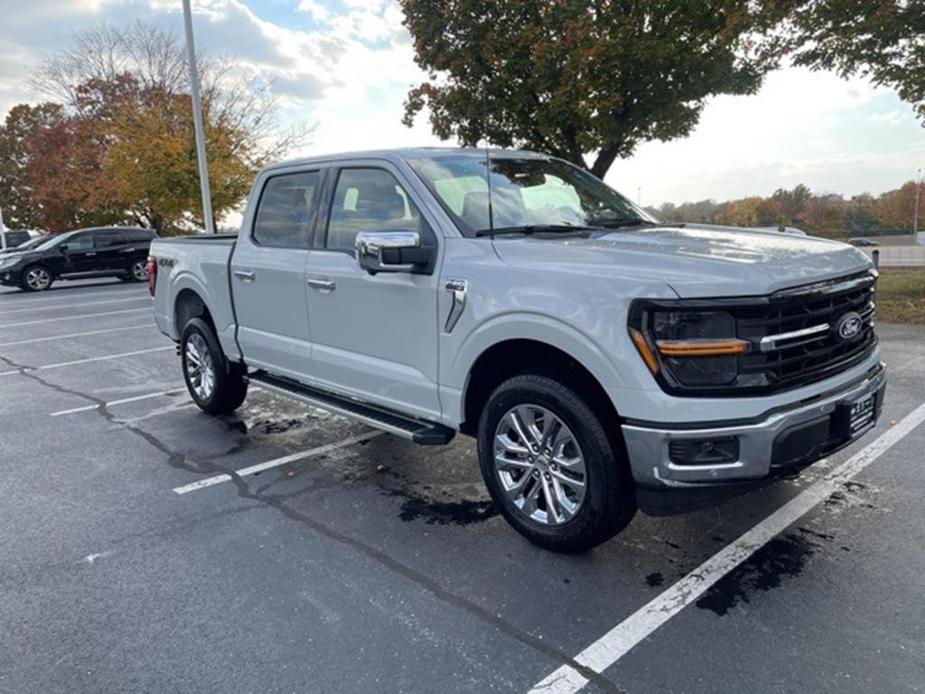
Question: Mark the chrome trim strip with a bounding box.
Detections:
[774,271,876,298]
[444,278,468,333]
[759,322,830,352]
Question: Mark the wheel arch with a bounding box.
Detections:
[458,336,623,438]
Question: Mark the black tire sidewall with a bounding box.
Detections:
[477,374,634,552]
[180,317,246,415]
[128,259,147,282]
[20,264,52,292]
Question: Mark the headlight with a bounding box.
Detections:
[0,258,17,270]
[629,304,749,391]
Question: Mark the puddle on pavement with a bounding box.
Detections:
[396,494,497,525]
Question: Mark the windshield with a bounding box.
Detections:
[407,154,656,236]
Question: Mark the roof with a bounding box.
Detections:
[263,146,549,174]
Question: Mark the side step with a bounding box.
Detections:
[247,370,455,446]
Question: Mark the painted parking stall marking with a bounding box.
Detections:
[172,430,385,495]
[0,346,172,378]
[50,387,187,416]
[0,295,150,316]
[527,401,925,694]
[0,323,154,348]
[0,307,150,328]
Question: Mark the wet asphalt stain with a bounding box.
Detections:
[397,495,497,525]
[645,572,664,588]
[695,533,818,616]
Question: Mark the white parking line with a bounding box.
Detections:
[0,346,173,377]
[172,430,386,495]
[0,288,146,304]
[0,295,149,315]
[50,385,263,416]
[0,324,153,348]
[527,401,925,694]
[50,387,186,416]
[0,307,150,328]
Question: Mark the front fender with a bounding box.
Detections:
[441,311,651,425]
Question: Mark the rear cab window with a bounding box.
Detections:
[253,171,321,248]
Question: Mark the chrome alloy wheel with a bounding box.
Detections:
[131,260,148,281]
[185,333,215,401]
[492,405,587,525]
[25,267,51,291]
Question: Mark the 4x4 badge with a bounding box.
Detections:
[834,311,863,341]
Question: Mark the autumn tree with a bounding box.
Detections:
[0,103,65,229]
[400,1,792,178]
[19,21,307,234]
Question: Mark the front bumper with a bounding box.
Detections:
[0,268,23,286]
[622,362,886,507]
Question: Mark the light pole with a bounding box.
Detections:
[182,0,216,234]
[914,168,922,242]
[0,206,6,250]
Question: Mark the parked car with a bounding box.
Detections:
[0,234,49,256]
[0,229,34,249]
[849,238,879,247]
[0,226,157,291]
[149,148,885,552]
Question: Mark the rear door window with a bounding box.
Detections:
[253,171,321,248]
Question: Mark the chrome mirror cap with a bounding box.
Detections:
[356,230,422,274]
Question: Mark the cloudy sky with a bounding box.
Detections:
[1,0,922,206]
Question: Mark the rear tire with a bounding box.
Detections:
[181,317,248,415]
[20,264,53,292]
[477,373,636,553]
[127,258,148,282]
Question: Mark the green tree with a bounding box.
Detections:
[400,0,792,178]
[785,0,925,122]
[771,184,811,225]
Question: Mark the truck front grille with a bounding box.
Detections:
[735,271,878,393]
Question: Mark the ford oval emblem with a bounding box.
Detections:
[835,312,863,341]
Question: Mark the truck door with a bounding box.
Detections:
[305,163,442,420]
[230,168,321,383]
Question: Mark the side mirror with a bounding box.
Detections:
[59,244,69,254]
[355,230,431,274]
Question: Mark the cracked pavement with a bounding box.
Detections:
[2,279,924,694]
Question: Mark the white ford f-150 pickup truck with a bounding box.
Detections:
[150,147,885,552]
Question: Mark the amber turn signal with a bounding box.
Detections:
[629,328,659,374]
[655,339,749,357]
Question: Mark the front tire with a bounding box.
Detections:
[181,317,248,415]
[477,374,636,552]
[21,264,53,292]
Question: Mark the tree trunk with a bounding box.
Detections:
[590,146,620,179]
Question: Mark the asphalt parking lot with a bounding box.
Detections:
[1,278,924,694]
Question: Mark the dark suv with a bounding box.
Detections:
[0,227,157,292]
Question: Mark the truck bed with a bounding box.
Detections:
[149,235,240,360]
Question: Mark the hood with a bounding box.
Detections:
[492,224,872,298]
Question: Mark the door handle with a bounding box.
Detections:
[85,252,97,256]
[306,278,336,291]
[234,270,256,282]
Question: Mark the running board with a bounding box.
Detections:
[247,371,455,446]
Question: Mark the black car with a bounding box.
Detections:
[0,235,48,256]
[0,227,157,292]
[0,230,33,249]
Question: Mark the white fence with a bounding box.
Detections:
[861,246,925,268]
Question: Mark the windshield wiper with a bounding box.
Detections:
[593,218,658,229]
[475,224,602,238]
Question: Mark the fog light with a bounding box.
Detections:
[668,437,739,466]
